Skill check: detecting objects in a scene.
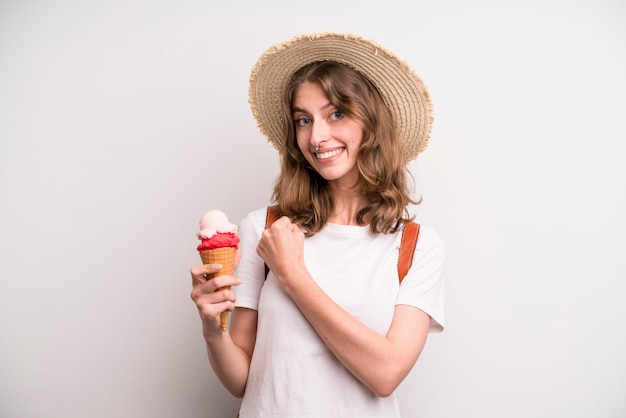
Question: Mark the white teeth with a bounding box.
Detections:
[316,149,343,160]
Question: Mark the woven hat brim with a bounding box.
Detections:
[248,32,434,162]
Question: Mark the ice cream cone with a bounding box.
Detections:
[200,247,236,331]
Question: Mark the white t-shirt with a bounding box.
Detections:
[234,207,445,418]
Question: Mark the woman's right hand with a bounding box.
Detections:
[190,259,242,336]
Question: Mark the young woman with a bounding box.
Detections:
[190,33,445,417]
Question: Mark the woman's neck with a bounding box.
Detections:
[327,184,368,226]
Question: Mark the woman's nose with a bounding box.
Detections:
[310,120,330,148]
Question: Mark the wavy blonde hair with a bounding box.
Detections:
[272,61,419,235]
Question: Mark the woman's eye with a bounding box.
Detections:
[331,111,344,120]
[295,117,311,126]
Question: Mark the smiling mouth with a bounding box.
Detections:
[315,148,344,160]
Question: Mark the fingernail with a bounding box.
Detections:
[214,264,223,270]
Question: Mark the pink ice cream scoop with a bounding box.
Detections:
[196,210,240,252]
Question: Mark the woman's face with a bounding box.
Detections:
[292,81,363,187]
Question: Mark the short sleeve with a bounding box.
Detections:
[233,208,268,310]
[395,225,446,332]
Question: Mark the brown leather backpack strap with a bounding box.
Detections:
[265,205,281,228]
[264,205,281,278]
[398,221,420,283]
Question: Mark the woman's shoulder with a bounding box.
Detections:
[245,206,270,222]
[409,222,445,253]
[238,206,272,233]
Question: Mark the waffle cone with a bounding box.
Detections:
[200,246,236,331]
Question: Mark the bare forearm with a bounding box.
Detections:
[204,330,250,397]
[280,270,428,397]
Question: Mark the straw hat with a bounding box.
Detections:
[248,32,434,162]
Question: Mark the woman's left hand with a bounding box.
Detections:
[256,216,306,283]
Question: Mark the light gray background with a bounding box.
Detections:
[1,1,624,417]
